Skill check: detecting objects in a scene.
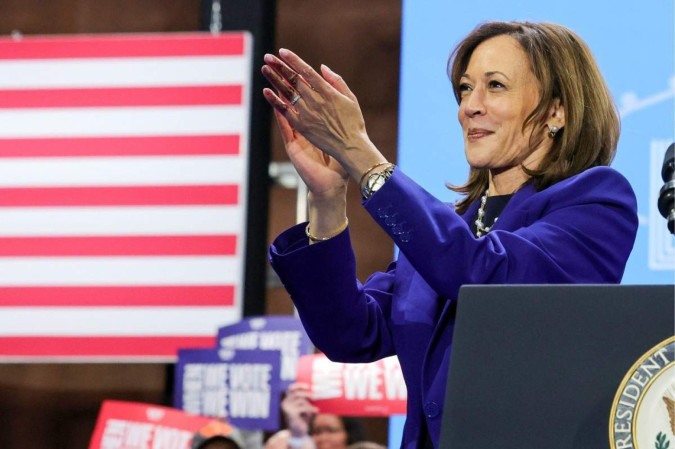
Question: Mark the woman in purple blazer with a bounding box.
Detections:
[261,21,638,449]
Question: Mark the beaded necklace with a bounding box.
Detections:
[474,190,497,237]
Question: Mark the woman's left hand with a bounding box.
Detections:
[261,49,385,181]
[273,108,349,200]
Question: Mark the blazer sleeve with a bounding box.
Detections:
[269,224,398,362]
[364,166,639,300]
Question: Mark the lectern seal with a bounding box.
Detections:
[610,336,675,449]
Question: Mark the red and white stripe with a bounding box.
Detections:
[0,32,251,360]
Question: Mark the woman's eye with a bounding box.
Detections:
[488,80,505,89]
[458,83,472,94]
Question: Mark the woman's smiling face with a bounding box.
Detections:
[458,34,555,191]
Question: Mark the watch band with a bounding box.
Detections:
[361,164,395,199]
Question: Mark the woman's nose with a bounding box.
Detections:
[462,89,486,117]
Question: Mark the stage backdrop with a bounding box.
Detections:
[0,32,252,360]
[398,0,674,285]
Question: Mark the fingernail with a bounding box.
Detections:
[321,64,335,75]
[279,48,290,57]
[264,53,274,63]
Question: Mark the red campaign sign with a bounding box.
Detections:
[296,354,407,417]
[88,400,212,449]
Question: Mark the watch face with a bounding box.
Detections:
[369,176,386,192]
[362,166,393,199]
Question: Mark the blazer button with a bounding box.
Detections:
[377,205,394,218]
[392,223,407,234]
[424,401,440,418]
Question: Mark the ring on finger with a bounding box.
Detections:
[289,93,302,106]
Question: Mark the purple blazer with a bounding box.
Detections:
[269,166,638,449]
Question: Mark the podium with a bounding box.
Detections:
[439,285,674,449]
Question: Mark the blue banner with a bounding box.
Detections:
[398,0,674,284]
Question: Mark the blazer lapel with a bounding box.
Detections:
[458,183,536,231]
[460,199,480,227]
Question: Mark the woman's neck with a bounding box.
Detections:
[488,168,529,195]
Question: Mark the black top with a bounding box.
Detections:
[469,193,513,236]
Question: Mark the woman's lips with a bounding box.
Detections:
[467,128,494,141]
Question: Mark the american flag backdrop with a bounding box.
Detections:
[0,32,252,360]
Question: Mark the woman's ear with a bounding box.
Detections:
[547,98,565,129]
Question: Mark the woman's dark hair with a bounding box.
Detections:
[447,21,620,213]
[340,417,367,444]
[309,415,367,444]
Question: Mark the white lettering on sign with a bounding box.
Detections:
[229,390,271,418]
[382,357,407,400]
[201,388,229,418]
[181,364,229,417]
[151,425,193,449]
[259,331,303,381]
[100,419,126,449]
[312,357,343,400]
[220,332,258,349]
[229,363,271,391]
[310,356,407,403]
[221,330,303,381]
[343,364,383,400]
[99,420,193,449]
[100,419,153,449]
[228,363,273,418]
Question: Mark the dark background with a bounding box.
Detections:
[0,1,401,447]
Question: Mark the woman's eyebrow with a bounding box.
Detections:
[485,70,510,79]
[461,70,511,80]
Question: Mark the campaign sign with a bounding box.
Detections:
[88,400,211,449]
[217,316,313,389]
[174,347,281,430]
[296,353,407,416]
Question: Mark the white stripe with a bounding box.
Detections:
[0,307,242,336]
[0,206,244,236]
[0,257,240,285]
[0,56,249,89]
[0,106,245,138]
[0,155,245,187]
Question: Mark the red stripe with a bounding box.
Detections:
[0,135,240,157]
[0,185,238,206]
[0,33,245,59]
[0,86,242,109]
[0,286,235,306]
[0,235,237,256]
[0,336,216,357]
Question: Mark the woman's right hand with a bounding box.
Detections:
[282,383,319,438]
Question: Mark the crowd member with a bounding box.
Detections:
[264,383,367,449]
[192,419,245,449]
[261,21,638,449]
[347,442,387,449]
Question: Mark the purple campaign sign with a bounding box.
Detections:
[174,347,281,431]
[217,316,313,389]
